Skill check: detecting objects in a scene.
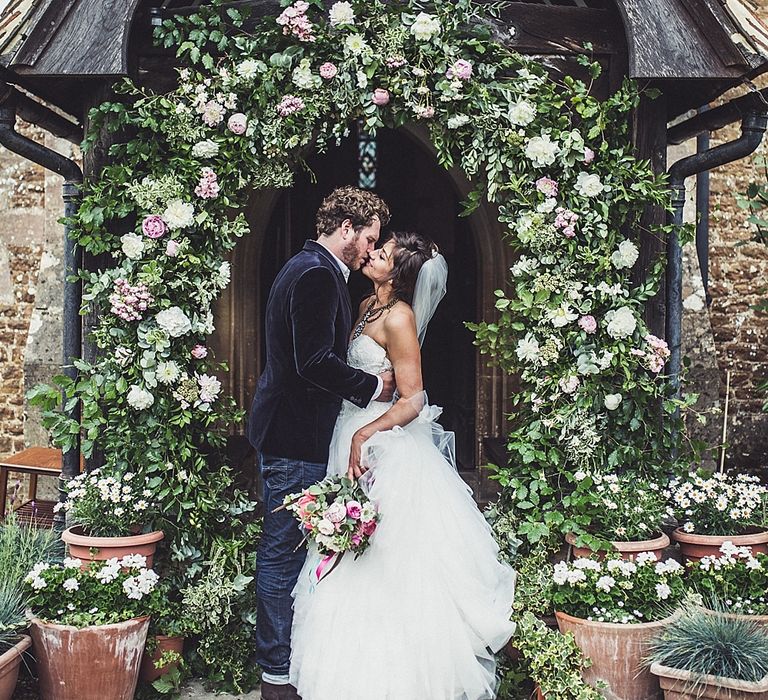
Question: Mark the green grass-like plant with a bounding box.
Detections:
[647,606,768,683]
[0,513,61,589]
[0,580,28,651]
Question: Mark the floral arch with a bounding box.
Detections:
[30,0,688,689]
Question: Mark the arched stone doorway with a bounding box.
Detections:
[212,125,512,500]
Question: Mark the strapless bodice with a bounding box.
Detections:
[347,334,392,375]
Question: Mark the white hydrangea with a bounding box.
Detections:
[509,99,536,126]
[611,240,639,269]
[292,59,321,90]
[162,199,195,230]
[191,140,220,158]
[525,134,559,167]
[156,306,192,337]
[575,171,605,198]
[410,12,440,41]
[121,233,145,260]
[329,1,355,25]
[127,385,155,410]
[605,306,637,339]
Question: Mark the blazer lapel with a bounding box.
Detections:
[303,240,353,328]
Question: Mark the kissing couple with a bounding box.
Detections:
[248,186,516,700]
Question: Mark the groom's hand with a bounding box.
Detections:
[375,370,395,402]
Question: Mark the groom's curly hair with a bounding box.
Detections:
[316,186,390,238]
[388,231,437,305]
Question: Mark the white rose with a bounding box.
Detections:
[155,306,192,337]
[604,393,622,410]
[604,306,637,339]
[162,199,195,230]
[120,233,145,260]
[410,12,440,41]
[509,99,536,126]
[575,171,605,198]
[610,239,639,269]
[191,140,220,158]
[329,1,355,26]
[537,197,557,213]
[516,334,540,363]
[447,114,471,130]
[127,385,155,410]
[525,134,559,167]
[317,519,335,536]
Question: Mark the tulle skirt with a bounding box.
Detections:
[289,401,516,700]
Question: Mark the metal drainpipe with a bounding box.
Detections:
[666,109,768,411]
[696,107,711,307]
[0,88,83,530]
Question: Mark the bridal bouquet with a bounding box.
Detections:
[280,475,379,558]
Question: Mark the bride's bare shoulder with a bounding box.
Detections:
[383,302,417,336]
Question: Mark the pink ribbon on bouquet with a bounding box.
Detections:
[315,551,345,583]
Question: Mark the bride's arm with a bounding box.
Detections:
[347,306,423,479]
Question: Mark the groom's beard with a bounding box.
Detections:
[341,238,365,271]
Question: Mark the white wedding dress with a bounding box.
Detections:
[289,334,517,700]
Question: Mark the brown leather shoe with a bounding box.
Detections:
[282,684,302,700]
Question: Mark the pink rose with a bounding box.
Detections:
[191,344,208,359]
[325,502,347,523]
[165,240,180,257]
[346,500,362,519]
[227,112,247,135]
[578,315,597,334]
[362,520,377,536]
[142,215,167,239]
[446,59,473,81]
[351,533,363,546]
[535,176,558,198]
[372,88,390,106]
[319,62,338,79]
[584,146,595,164]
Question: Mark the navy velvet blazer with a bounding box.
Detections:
[247,240,379,463]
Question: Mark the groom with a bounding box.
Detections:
[247,186,394,700]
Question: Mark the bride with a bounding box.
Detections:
[290,231,516,700]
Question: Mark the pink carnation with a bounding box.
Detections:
[142,215,167,239]
[227,112,247,135]
[584,147,595,164]
[446,59,473,81]
[277,94,305,117]
[578,315,597,334]
[191,344,208,359]
[372,88,390,106]
[535,176,558,198]
[319,62,338,79]
[165,239,180,257]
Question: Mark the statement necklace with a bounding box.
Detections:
[352,297,398,340]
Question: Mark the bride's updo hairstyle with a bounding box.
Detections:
[388,231,437,305]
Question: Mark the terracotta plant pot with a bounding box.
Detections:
[29,615,149,700]
[140,634,184,683]
[566,531,671,561]
[556,610,678,700]
[651,662,768,699]
[0,635,31,700]
[696,606,768,631]
[61,526,164,568]
[671,527,768,563]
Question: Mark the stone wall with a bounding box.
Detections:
[0,120,74,457]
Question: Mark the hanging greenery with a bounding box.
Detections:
[28,0,696,691]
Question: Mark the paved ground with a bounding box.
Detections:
[180,680,262,699]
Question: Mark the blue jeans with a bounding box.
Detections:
[255,453,327,676]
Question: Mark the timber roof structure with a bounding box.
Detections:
[1,0,768,120]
